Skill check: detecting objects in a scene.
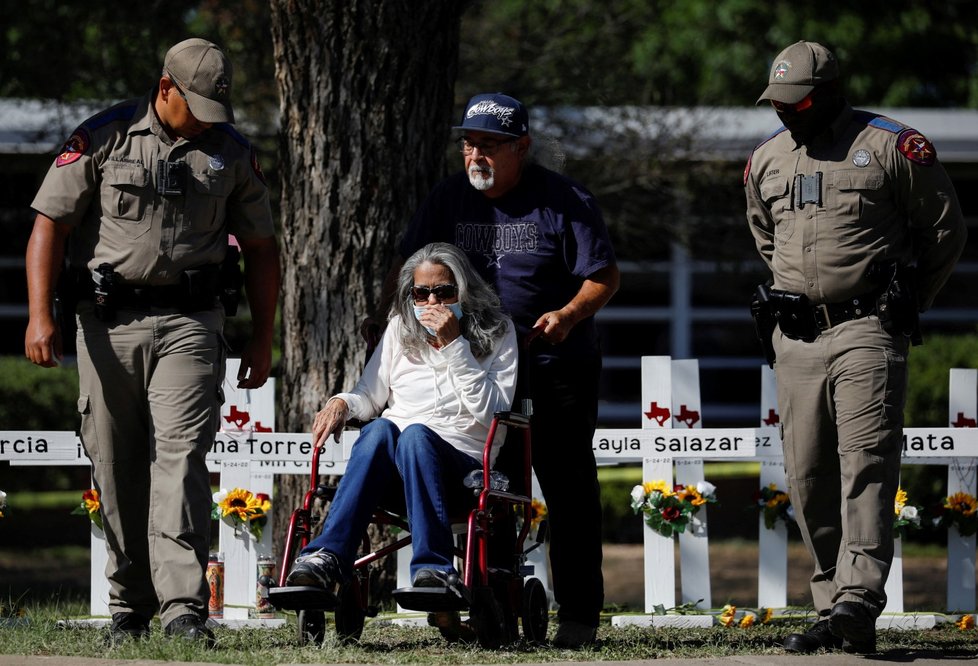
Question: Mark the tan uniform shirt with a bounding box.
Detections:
[31,90,274,286]
[745,104,966,310]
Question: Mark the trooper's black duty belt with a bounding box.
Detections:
[768,288,879,342]
[71,264,222,319]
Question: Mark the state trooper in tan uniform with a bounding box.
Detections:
[24,38,280,645]
[745,41,965,654]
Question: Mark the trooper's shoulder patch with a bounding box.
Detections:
[897,129,936,166]
[55,128,90,167]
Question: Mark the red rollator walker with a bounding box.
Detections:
[265,394,549,648]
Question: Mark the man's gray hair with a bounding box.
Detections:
[393,242,509,358]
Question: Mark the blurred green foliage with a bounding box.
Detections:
[906,330,978,428]
[0,357,85,492]
[0,356,78,432]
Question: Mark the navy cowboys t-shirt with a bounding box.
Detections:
[400,163,616,361]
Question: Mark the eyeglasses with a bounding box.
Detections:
[411,284,458,302]
[457,136,516,157]
[771,93,814,114]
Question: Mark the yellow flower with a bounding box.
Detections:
[739,614,755,628]
[82,488,101,514]
[761,607,773,624]
[946,492,978,517]
[72,488,103,530]
[530,498,548,528]
[252,493,272,519]
[957,614,974,630]
[719,604,737,627]
[644,480,672,496]
[894,487,908,516]
[219,488,261,521]
[677,485,705,506]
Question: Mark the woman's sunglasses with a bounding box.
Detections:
[410,284,458,302]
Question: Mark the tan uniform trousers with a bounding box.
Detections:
[75,301,224,625]
[773,315,908,617]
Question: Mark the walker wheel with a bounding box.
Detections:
[334,581,366,644]
[296,609,325,644]
[521,577,549,643]
[469,586,506,649]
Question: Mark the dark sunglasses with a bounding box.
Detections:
[771,92,814,114]
[411,284,458,301]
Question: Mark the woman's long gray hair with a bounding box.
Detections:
[393,242,509,359]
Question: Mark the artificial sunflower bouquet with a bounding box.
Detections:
[752,483,794,530]
[71,488,103,530]
[212,487,271,540]
[933,491,978,537]
[892,486,922,539]
[630,479,718,538]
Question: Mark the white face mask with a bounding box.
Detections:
[413,302,463,335]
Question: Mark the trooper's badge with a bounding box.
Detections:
[852,149,871,167]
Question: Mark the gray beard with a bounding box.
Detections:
[467,165,494,191]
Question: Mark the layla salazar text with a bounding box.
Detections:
[593,437,641,455]
[653,435,745,453]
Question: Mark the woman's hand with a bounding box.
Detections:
[416,304,461,347]
[312,398,350,447]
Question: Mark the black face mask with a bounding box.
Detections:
[777,89,844,145]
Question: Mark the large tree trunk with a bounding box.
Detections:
[269,1,463,605]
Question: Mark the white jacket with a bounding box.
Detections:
[333,315,518,465]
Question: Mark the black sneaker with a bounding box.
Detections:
[413,568,469,603]
[164,613,216,647]
[829,601,876,654]
[783,619,842,653]
[105,612,151,645]
[552,620,597,649]
[413,568,456,588]
[286,549,345,589]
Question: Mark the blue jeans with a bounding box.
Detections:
[302,418,481,580]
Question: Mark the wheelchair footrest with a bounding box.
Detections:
[266,585,338,611]
[393,585,471,612]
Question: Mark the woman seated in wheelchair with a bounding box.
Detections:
[285,242,518,601]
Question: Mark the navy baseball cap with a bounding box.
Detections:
[453,93,529,138]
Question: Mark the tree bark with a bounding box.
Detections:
[269,0,463,605]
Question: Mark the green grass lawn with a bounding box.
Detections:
[1,601,977,664]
